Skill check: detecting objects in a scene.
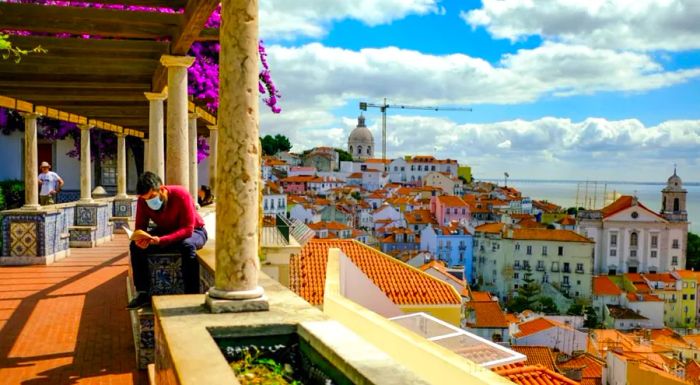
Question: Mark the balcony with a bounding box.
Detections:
[575,268,585,274]
[563,267,571,273]
[536,265,545,272]
[513,264,522,271]
[551,266,560,272]
[561,282,571,288]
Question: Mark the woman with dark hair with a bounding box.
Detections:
[198,185,214,207]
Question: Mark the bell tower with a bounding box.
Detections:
[661,166,687,222]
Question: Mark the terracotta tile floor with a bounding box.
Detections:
[0,235,146,385]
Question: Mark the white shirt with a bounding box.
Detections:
[39,171,60,196]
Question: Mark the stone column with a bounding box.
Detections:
[142,138,150,175]
[160,55,194,187]
[188,113,199,203]
[21,113,40,210]
[78,124,93,202]
[206,0,268,312]
[144,91,167,180]
[116,133,127,198]
[207,125,218,195]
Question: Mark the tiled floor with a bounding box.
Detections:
[0,235,146,385]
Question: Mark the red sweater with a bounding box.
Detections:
[135,185,205,246]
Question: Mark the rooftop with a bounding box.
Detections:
[289,239,461,306]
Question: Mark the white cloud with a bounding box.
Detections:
[497,140,512,149]
[260,0,440,39]
[263,43,700,109]
[462,0,700,51]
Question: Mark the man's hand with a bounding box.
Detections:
[150,236,160,246]
[135,238,150,249]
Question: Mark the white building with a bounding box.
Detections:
[510,317,587,355]
[388,156,459,186]
[262,182,287,217]
[347,115,374,161]
[289,204,321,225]
[576,171,689,275]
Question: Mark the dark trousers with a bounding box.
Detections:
[129,228,208,295]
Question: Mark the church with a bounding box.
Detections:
[577,170,689,275]
[347,115,374,161]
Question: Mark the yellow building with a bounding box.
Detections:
[673,270,698,327]
[639,273,687,328]
[458,166,472,183]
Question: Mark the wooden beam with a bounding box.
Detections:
[4,91,148,103]
[8,35,170,60]
[63,0,187,8]
[196,28,220,41]
[0,80,151,90]
[0,3,182,39]
[49,106,150,118]
[152,0,219,91]
[0,56,158,76]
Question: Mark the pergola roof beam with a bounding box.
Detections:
[0,3,182,39]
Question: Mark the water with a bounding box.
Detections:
[487,179,700,234]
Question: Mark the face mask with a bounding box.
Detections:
[146,195,163,211]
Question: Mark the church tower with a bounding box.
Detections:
[661,167,687,222]
[347,115,374,161]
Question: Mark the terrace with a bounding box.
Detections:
[0,1,522,384]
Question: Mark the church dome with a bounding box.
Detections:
[348,115,373,143]
[664,168,685,192]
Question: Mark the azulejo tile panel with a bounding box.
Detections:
[148,254,184,295]
[69,228,94,242]
[76,206,97,226]
[113,199,134,217]
[10,222,37,257]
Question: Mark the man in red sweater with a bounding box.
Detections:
[127,172,207,309]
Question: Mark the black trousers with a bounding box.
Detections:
[129,228,208,295]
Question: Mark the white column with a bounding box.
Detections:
[208,125,218,195]
[207,0,266,308]
[142,138,150,175]
[144,91,167,181]
[20,113,40,209]
[116,133,127,198]
[78,124,93,202]
[160,55,194,187]
[188,112,199,203]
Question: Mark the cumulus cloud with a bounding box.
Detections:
[263,43,700,109]
[260,0,440,39]
[462,0,700,51]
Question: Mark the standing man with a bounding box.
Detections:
[38,161,64,205]
[127,171,207,309]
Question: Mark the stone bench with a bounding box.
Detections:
[128,241,216,369]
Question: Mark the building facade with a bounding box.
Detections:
[347,115,374,162]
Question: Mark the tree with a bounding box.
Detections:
[686,232,700,270]
[507,270,560,314]
[584,306,599,328]
[260,134,292,156]
[536,297,559,314]
[566,207,578,216]
[335,148,353,162]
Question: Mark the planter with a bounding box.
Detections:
[217,325,353,385]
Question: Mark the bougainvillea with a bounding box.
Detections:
[1,1,281,161]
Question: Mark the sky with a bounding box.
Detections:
[256,0,700,183]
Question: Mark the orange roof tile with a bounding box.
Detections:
[601,195,666,221]
[514,318,572,338]
[675,270,700,280]
[470,291,493,302]
[686,360,700,385]
[493,364,580,385]
[510,229,594,243]
[289,239,461,306]
[559,354,604,384]
[593,276,623,296]
[404,209,435,225]
[465,300,509,328]
[475,222,505,234]
[510,346,558,372]
[307,221,350,231]
[558,216,577,225]
[643,273,678,283]
[437,195,469,207]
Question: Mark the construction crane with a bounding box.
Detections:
[359,98,472,167]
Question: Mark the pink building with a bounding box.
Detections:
[431,195,470,226]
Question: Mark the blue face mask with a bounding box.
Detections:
[146,195,163,211]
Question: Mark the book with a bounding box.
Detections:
[122,226,153,241]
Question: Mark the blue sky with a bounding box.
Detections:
[258,0,700,182]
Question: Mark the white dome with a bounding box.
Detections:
[349,115,373,143]
[664,169,685,192]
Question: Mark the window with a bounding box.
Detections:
[537,261,544,269]
[367,146,371,155]
[577,280,581,285]
[630,250,637,258]
[630,232,638,247]
[563,276,570,284]
[514,273,519,279]
[357,145,363,154]
[542,246,548,256]
[563,263,570,273]
[610,249,617,257]
[462,208,466,214]
[558,246,564,256]
[651,235,658,248]
[673,239,680,249]
[576,263,584,271]
[552,262,559,271]
[431,165,436,171]
[672,256,678,266]
[684,294,688,300]
[515,243,521,251]
[411,165,415,171]
[651,250,657,258]
[100,157,117,186]
[401,167,405,171]
[394,166,398,172]
[610,233,618,247]
[526,246,532,255]
[692,294,696,300]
